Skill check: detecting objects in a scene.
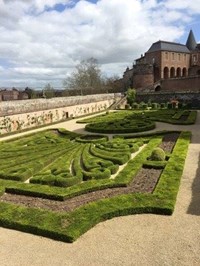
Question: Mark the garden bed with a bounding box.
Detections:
[159,133,180,153]
[0,122,191,242]
[0,167,162,212]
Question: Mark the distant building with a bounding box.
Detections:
[0,88,28,101]
[121,30,200,92]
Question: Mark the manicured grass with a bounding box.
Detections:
[0,127,191,242]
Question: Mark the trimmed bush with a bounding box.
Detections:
[160,103,166,109]
[75,135,108,143]
[151,103,158,109]
[132,103,139,109]
[125,104,130,109]
[149,147,165,161]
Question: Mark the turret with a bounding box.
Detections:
[186,30,197,51]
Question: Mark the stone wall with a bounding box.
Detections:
[0,93,121,134]
[0,94,120,117]
[136,91,200,107]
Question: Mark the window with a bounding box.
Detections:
[172,53,175,60]
[193,55,197,62]
[165,52,168,60]
[178,54,181,60]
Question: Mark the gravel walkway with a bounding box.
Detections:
[0,111,200,266]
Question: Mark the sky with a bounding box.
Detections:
[0,0,200,89]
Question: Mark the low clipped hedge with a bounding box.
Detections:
[148,147,166,161]
[143,160,167,169]
[82,168,111,181]
[90,145,131,165]
[85,119,155,134]
[75,135,108,143]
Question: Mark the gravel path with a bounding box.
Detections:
[0,111,200,266]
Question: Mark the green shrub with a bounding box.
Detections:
[82,168,111,180]
[151,103,158,109]
[160,103,166,109]
[178,102,183,109]
[125,104,130,109]
[167,103,173,109]
[147,101,152,108]
[132,103,139,109]
[139,103,148,109]
[54,176,82,187]
[149,147,165,161]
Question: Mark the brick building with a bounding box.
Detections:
[122,30,200,92]
[0,88,28,101]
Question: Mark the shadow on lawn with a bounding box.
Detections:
[187,152,200,216]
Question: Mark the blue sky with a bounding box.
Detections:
[0,0,200,88]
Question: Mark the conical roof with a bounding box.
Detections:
[186,30,197,50]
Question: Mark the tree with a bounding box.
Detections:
[24,87,37,99]
[63,58,103,94]
[126,88,136,106]
[102,75,123,93]
[43,83,55,98]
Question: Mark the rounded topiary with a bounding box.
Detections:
[152,103,158,109]
[149,147,165,161]
[132,103,139,109]
[160,103,166,109]
[125,104,130,109]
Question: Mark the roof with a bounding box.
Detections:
[146,40,190,53]
[186,30,197,51]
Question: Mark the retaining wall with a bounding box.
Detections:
[0,94,120,134]
[136,91,200,107]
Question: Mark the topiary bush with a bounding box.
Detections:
[139,103,148,109]
[132,103,139,109]
[125,104,130,109]
[160,103,166,109]
[149,147,166,161]
[151,103,158,109]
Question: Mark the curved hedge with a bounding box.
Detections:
[85,119,155,134]
[75,135,108,143]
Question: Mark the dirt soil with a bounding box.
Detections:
[159,132,179,153]
[0,167,162,212]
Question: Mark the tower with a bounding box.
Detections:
[186,30,197,51]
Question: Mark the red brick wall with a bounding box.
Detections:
[133,73,154,89]
[161,76,200,92]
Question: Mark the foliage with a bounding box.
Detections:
[85,117,155,134]
[78,110,197,126]
[43,83,55,98]
[24,87,38,99]
[132,103,139,109]
[63,58,103,94]
[126,88,136,106]
[77,109,196,135]
[149,147,166,161]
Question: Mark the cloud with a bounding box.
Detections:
[0,0,200,88]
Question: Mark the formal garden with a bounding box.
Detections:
[0,108,196,242]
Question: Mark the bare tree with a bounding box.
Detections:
[43,83,55,98]
[63,58,103,94]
